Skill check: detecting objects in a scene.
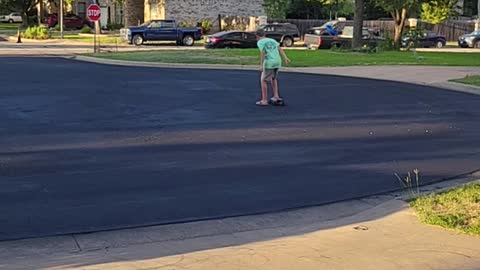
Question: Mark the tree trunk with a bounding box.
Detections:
[352,0,364,49]
[22,11,29,26]
[392,8,407,49]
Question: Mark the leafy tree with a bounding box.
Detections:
[287,0,354,19]
[11,0,39,25]
[421,0,460,24]
[374,0,418,48]
[364,0,389,19]
[264,0,291,19]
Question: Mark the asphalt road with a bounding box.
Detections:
[1,57,480,241]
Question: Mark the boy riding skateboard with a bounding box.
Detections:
[255,28,291,106]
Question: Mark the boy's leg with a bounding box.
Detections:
[257,70,270,105]
[260,78,268,102]
[271,79,280,99]
[271,69,282,100]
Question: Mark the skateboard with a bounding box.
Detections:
[269,99,286,106]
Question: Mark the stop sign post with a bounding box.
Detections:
[87,4,101,53]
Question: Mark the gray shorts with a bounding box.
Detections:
[261,68,279,81]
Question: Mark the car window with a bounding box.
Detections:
[225,32,243,39]
[161,21,175,28]
[12,13,21,16]
[212,31,229,37]
[286,25,299,32]
[472,30,480,35]
[243,33,256,41]
[264,26,275,32]
[149,21,162,28]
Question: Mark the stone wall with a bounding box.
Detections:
[124,0,145,26]
[163,0,265,25]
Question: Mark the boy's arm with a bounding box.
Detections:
[260,50,265,72]
[278,47,290,65]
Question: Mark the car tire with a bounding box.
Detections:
[282,37,294,47]
[435,40,444,48]
[182,35,194,46]
[132,34,144,46]
[408,41,415,48]
[8,19,13,24]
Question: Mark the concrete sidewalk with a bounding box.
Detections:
[1,177,479,270]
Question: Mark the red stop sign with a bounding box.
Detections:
[87,4,101,22]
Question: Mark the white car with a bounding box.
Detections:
[0,12,23,23]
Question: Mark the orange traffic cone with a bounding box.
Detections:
[16,29,22,43]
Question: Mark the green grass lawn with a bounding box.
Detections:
[62,34,124,45]
[410,183,480,236]
[48,32,125,45]
[49,33,206,46]
[450,75,480,87]
[90,49,480,67]
[0,22,23,35]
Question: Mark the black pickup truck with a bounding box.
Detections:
[304,26,382,49]
[121,20,203,46]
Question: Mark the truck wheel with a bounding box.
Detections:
[282,37,294,47]
[182,35,194,46]
[133,34,144,46]
[435,40,444,48]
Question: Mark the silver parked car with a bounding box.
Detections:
[0,12,23,23]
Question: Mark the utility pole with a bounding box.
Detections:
[60,0,64,39]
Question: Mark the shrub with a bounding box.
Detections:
[377,32,396,52]
[178,21,196,28]
[80,25,92,33]
[106,23,124,30]
[201,19,212,34]
[23,25,49,39]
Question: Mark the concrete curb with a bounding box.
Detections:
[7,35,58,44]
[71,55,259,70]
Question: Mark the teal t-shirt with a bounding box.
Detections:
[257,38,281,69]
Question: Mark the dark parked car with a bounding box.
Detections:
[458,30,480,48]
[258,23,300,47]
[46,13,92,29]
[401,31,446,48]
[122,20,203,46]
[204,31,257,49]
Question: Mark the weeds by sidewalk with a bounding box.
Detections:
[410,183,480,236]
[450,75,480,87]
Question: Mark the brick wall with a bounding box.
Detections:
[124,0,144,26]
[164,0,265,25]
